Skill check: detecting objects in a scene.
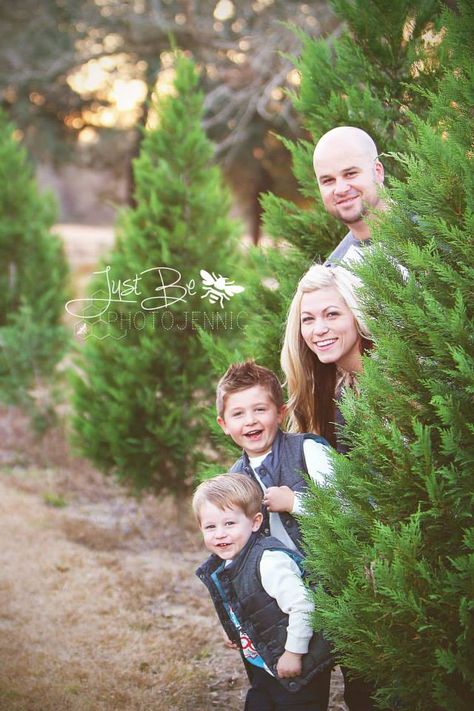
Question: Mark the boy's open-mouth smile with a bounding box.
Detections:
[245,429,263,440]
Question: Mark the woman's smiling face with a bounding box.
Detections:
[300,286,362,372]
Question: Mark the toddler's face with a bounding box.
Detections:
[199,502,262,560]
[217,385,284,457]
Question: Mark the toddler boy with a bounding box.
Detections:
[194,474,332,710]
[216,360,333,553]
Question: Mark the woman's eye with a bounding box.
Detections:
[301,316,313,325]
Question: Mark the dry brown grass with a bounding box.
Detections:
[0,407,247,710]
[0,406,346,710]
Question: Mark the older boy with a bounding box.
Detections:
[194,474,332,710]
[216,360,333,554]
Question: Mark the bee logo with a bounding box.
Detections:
[200,270,245,309]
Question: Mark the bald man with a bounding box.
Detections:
[314,127,389,710]
[313,126,387,266]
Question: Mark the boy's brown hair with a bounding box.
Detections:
[192,473,263,525]
[216,360,284,418]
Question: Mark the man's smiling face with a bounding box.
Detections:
[217,385,284,457]
[313,129,385,235]
[315,148,384,226]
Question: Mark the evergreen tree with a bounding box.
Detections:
[234,0,445,378]
[199,0,446,476]
[0,109,69,412]
[302,2,474,708]
[71,55,244,492]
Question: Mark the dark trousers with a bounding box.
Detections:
[342,666,379,711]
[244,664,331,711]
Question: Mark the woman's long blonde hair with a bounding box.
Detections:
[281,264,372,446]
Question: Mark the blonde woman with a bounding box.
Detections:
[282,264,380,709]
[281,264,372,451]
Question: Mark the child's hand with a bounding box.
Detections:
[221,628,239,650]
[263,485,295,513]
[276,650,303,678]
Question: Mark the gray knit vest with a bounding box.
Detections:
[196,533,333,693]
[229,431,328,552]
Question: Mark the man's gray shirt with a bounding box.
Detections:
[324,231,371,267]
[324,229,408,280]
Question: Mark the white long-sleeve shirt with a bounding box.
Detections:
[260,549,314,654]
[249,438,333,550]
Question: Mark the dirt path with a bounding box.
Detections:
[0,468,347,711]
[0,472,248,711]
[0,399,347,711]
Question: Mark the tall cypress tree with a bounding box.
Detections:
[199,0,446,475]
[302,2,473,708]
[234,0,445,377]
[71,55,244,491]
[0,109,69,409]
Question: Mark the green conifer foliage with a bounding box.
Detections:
[236,0,444,379]
[0,110,69,406]
[275,0,444,258]
[71,56,243,491]
[302,3,473,708]
[199,1,447,476]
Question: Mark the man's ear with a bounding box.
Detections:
[217,415,229,435]
[252,511,264,532]
[374,159,384,185]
